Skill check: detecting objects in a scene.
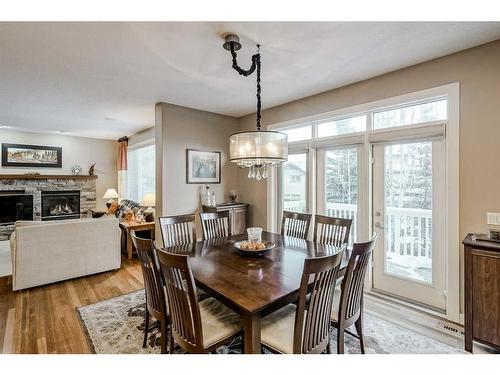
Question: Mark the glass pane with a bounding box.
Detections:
[384,142,432,283]
[282,153,307,213]
[126,144,156,202]
[317,115,366,138]
[325,148,358,244]
[281,125,312,142]
[374,99,447,130]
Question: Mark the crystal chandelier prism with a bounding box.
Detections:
[223,33,288,180]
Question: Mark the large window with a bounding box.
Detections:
[126,143,155,203]
[272,86,459,321]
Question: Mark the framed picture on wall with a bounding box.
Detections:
[1,143,63,168]
[186,149,221,184]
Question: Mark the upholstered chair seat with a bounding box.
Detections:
[199,298,243,348]
[261,304,301,354]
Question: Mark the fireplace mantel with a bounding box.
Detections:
[0,174,98,180]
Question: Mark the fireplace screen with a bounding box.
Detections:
[41,190,81,220]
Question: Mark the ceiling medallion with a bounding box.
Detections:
[223,33,288,180]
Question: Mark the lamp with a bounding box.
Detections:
[103,188,119,209]
[140,193,156,222]
[223,33,288,180]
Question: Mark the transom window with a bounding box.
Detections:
[278,97,447,144]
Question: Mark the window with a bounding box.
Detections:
[126,144,155,203]
[321,147,358,244]
[281,125,312,142]
[373,99,447,130]
[317,115,366,138]
[282,153,307,213]
[271,84,459,321]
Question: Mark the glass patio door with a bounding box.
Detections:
[372,140,446,310]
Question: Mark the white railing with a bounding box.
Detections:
[386,206,432,258]
[283,200,432,258]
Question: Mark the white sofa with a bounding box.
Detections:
[10,218,121,291]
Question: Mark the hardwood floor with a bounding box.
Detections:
[0,257,143,354]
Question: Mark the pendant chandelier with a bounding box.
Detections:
[223,34,288,180]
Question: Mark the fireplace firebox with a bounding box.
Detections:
[41,190,81,221]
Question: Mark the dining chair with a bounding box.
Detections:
[158,214,196,247]
[260,248,345,354]
[199,211,230,240]
[313,214,353,247]
[281,211,312,240]
[331,234,377,354]
[155,249,243,353]
[130,231,170,353]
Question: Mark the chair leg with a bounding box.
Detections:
[326,340,332,354]
[160,320,168,354]
[143,309,150,348]
[337,329,345,354]
[168,326,175,353]
[355,317,365,354]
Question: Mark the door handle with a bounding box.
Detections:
[375,222,384,230]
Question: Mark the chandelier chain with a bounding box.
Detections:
[230,42,262,130]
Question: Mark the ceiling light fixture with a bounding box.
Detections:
[223,33,288,180]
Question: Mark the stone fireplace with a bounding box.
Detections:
[0,174,97,239]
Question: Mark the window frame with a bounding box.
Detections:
[267,83,460,323]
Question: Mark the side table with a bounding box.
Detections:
[119,220,155,260]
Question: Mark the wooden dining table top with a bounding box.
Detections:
[162,231,350,316]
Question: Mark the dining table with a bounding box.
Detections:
[162,231,350,354]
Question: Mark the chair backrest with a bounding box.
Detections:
[338,234,377,324]
[155,248,204,353]
[294,248,345,354]
[131,231,166,322]
[159,214,197,247]
[281,211,312,240]
[199,211,230,240]
[313,214,352,247]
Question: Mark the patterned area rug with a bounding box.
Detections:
[76,289,465,354]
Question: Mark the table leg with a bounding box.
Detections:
[243,313,261,354]
[127,231,133,260]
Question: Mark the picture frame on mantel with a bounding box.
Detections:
[1,143,63,168]
[186,149,221,184]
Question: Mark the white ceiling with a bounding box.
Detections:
[1,22,500,140]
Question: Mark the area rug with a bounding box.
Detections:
[76,289,465,354]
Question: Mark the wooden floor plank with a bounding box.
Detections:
[0,256,143,354]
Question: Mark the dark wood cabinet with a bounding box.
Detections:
[463,234,500,353]
[202,203,249,235]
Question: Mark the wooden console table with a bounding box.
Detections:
[202,203,249,235]
[119,221,155,260]
[463,234,500,353]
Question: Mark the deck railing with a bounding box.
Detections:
[283,200,432,257]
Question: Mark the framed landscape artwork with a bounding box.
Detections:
[186,149,221,184]
[1,143,63,168]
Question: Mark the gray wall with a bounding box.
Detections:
[0,129,117,210]
[155,102,239,238]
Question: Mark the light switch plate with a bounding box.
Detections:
[487,212,500,226]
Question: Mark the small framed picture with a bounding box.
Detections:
[1,143,62,168]
[186,149,221,184]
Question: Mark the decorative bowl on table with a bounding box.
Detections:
[234,240,275,257]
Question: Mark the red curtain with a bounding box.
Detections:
[117,137,128,171]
